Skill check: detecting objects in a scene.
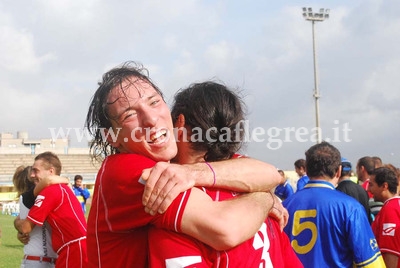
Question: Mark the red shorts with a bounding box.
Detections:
[56,238,88,268]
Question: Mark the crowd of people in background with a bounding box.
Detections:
[7,61,400,268]
[276,154,400,267]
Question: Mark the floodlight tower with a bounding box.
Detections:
[302,7,329,144]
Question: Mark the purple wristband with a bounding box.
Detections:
[205,162,216,187]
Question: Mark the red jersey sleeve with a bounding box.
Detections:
[27,184,62,226]
[151,189,192,232]
[87,154,193,268]
[89,153,192,232]
[91,154,159,232]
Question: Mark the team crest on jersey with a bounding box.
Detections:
[34,195,45,207]
[370,238,378,251]
[382,223,396,236]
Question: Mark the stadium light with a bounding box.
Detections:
[302,7,330,144]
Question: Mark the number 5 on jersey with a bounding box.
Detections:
[291,209,317,254]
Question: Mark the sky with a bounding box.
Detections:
[0,0,399,170]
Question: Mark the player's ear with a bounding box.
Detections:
[360,166,366,173]
[335,165,342,179]
[175,114,185,128]
[174,114,187,142]
[49,167,56,175]
[383,182,389,190]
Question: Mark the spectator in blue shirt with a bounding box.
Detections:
[294,159,309,191]
[72,175,91,213]
[274,169,294,201]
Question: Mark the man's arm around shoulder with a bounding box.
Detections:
[180,188,271,250]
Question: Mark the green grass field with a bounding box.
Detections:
[0,213,24,268]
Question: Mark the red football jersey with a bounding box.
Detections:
[148,186,303,267]
[86,153,191,268]
[372,196,400,267]
[28,184,88,267]
[148,153,302,267]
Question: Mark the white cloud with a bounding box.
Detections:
[204,41,243,70]
[0,26,56,72]
[36,0,97,23]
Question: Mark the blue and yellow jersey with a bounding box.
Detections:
[283,180,385,268]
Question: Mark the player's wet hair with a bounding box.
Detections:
[171,81,246,162]
[86,61,164,161]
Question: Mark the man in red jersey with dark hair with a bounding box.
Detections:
[15,151,88,268]
[85,62,284,267]
[370,167,400,268]
[148,81,301,267]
